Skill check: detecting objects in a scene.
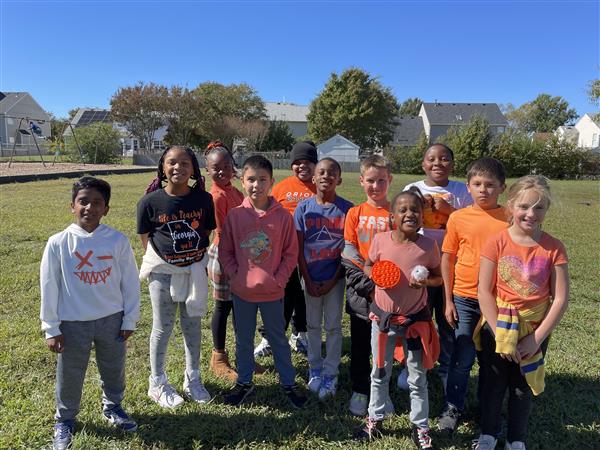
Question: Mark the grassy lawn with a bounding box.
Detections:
[0,170,598,449]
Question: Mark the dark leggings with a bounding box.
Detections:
[211,300,234,350]
[479,324,549,443]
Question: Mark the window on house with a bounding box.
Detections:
[455,114,462,121]
[592,133,599,147]
[497,126,506,134]
[153,140,161,149]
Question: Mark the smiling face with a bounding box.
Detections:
[390,194,423,235]
[313,159,341,195]
[241,167,274,204]
[509,189,549,234]
[467,173,506,210]
[206,151,235,188]
[162,147,193,186]
[422,145,454,185]
[291,158,316,182]
[71,188,109,232]
[360,166,392,205]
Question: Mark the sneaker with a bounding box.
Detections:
[103,405,138,432]
[283,383,307,409]
[52,421,74,450]
[437,403,460,433]
[224,382,254,406]
[318,374,337,400]
[397,366,409,391]
[354,417,383,441]
[148,380,185,409]
[183,375,211,404]
[348,391,368,416]
[294,332,309,355]
[504,441,525,450]
[254,337,272,358]
[473,434,497,450]
[307,368,322,393]
[411,426,433,450]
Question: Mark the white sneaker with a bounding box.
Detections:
[504,442,526,450]
[308,368,322,393]
[318,374,337,400]
[397,366,409,391]
[348,391,368,416]
[148,376,185,409]
[254,337,272,358]
[183,373,211,404]
[473,434,497,450]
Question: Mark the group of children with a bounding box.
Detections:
[40,140,569,450]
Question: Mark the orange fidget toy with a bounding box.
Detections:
[371,260,401,288]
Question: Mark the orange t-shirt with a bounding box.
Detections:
[271,175,316,215]
[481,229,568,310]
[442,205,509,299]
[343,202,391,265]
[209,182,244,246]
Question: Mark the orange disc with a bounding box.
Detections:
[371,260,401,288]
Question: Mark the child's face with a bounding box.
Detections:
[467,174,506,210]
[360,167,392,203]
[241,167,274,203]
[390,195,423,235]
[510,190,548,234]
[71,188,109,232]
[206,152,235,188]
[313,160,341,195]
[422,145,453,184]
[291,159,316,182]
[163,148,193,186]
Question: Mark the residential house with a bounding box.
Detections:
[265,102,309,138]
[419,102,508,143]
[574,113,600,149]
[555,125,578,145]
[391,116,425,147]
[0,92,51,153]
[317,134,360,162]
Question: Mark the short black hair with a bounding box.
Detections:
[317,157,342,175]
[391,186,425,211]
[466,157,506,184]
[242,154,273,177]
[72,176,111,206]
[424,143,454,161]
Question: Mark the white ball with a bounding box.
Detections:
[411,265,429,282]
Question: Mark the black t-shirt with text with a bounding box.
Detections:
[137,188,216,266]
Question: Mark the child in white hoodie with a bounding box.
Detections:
[40,176,140,450]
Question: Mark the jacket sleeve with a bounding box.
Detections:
[218,214,238,277]
[342,257,375,299]
[119,237,141,331]
[40,238,62,339]
[274,213,299,287]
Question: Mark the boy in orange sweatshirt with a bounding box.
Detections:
[219,155,307,409]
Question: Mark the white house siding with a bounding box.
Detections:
[317,134,360,163]
[574,114,600,149]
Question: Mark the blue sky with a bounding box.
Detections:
[1,0,598,119]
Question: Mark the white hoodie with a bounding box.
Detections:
[40,223,141,338]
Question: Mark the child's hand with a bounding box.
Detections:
[423,194,434,209]
[444,301,458,329]
[118,330,134,342]
[500,352,521,363]
[408,276,427,289]
[517,333,540,361]
[46,334,64,353]
[432,197,453,215]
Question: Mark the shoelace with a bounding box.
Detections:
[418,429,431,446]
[55,424,72,439]
[365,418,379,435]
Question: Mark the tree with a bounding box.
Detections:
[307,68,399,150]
[588,78,600,121]
[110,82,169,150]
[384,131,428,174]
[258,121,295,152]
[437,116,492,175]
[398,97,423,117]
[506,94,578,133]
[64,123,122,163]
[163,86,203,146]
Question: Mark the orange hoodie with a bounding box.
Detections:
[218,197,299,302]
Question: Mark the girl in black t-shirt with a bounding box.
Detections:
[137,146,216,409]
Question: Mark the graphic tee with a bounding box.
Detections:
[343,202,392,266]
[295,196,353,282]
[403,179,472,246]
[272,175,316,215]
[481,229,568,310]
[137,188,216,266]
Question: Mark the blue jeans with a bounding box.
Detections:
[444,295,480,411]
[232,295,296,386]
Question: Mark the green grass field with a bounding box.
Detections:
[0,170,598,449]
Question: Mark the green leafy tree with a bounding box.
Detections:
[588,78,600,121]
[64,123,122,163]
[490,128,538,177]
[163,86,203,146]
[437,116,491,176]
[506,94,578,132]
[385,131,428,174]
[308,68,399,150]
[258,121,295,152]
[398,97,423,117]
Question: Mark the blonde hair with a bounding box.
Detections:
[360,155,392,175]
[506,175,552,219]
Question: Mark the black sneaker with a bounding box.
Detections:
[52,420,74,450]
[224,382,254,406]
[283,383,307,409]
[411,425,434,449]
[353,417,383,441]
[437,403,460,433]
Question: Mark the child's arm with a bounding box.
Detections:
[364,257,374,277]
[218,216,238,277]
[119,238,141,340]
[478,256,500,333]
[139,233,149,251]
[273,214,299,288]
[441,252,458,328]
[296,231,320,297]
[40,240,64,352]
[517,263,569,360]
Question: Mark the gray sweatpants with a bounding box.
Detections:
[55,311,126,422]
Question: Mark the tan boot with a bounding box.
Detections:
[210,349,237,383]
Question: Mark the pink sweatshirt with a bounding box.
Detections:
[218,197,299,302]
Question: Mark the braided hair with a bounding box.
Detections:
[204,140,239,178]
[145,145,205,194]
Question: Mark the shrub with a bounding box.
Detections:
[64,123,122,164]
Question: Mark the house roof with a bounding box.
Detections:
[265,102,309,123]
[0,92,50,121]
[317,134,360,150]
[393,116,425,147]
[421,102,508,126]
